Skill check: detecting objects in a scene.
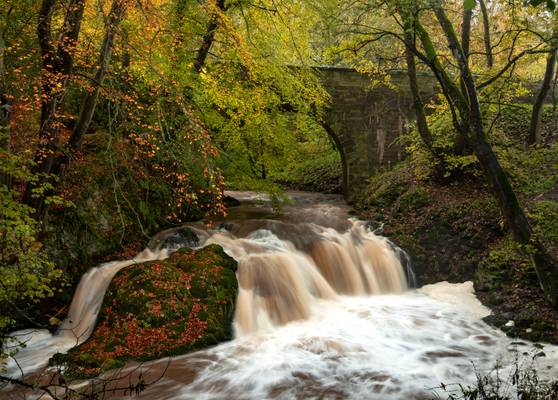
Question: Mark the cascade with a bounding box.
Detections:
[205,221,410,336]
[3,192,409,377]
[3,191,557,400]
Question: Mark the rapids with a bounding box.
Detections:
[1,191,557,399]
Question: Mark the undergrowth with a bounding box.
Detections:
[432,354,558,400]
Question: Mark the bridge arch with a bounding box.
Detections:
[316,67,438,201]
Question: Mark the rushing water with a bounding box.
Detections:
[2,191,557,399]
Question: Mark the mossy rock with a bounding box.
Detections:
[53,244,237,379]
[475,239,527,292]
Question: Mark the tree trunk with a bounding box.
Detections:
[458,2,474,155]
[461,4,473,59]
[431,2,558,306]
[23,0,85,218]
[528,48,557,145]
[68,0,125,151]
[478,0,493,67]
[193,0,226,73]
[117,27,131,126]
[321,122,348,196]
[0,27,11,188]
[415,19,470,154]
[403,31,435,152]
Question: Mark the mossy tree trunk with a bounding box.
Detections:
[478,0,493,68]
[529,48,557,145]
[461,4,472,59]
[413,18,471,155]
[399,6,435,154]
[529,13,558,145]
[68,0,126,151]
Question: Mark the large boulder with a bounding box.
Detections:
[53,244,237,378]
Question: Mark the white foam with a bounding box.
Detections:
[419,280,492,318]
[106,282,557,400]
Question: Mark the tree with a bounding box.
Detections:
[529,13,558,145]
[68,0,126,151]
[0,177,60,337]
[478,0,493,67]
[400,4,436,155]
[179,0,330,189]
[193,0,227,73]
[0,24,9,188]
[23,0,86,219]
[404,0,558,305]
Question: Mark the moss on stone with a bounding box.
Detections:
[52,245,237,379]
[357,166,411,210]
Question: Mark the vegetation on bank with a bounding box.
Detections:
[274,149,342,194]
[434,355,558,399]
[353,104,558,344]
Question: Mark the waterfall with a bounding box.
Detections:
[3,191,558,400]
[3,215,409,377]
[57,248,169,343]
[2,249,169,378]
[204,220,409,336]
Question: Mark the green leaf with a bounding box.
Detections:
[464,0,477,10]
[528,0,555,8]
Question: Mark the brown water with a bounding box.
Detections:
[197,192,409,336]
[2,191,556,400]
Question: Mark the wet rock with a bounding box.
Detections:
[224,195,241,207]
[218,222,235,231]
[482,314,508,328]
[515,312,534,329]
[500,312,515,321]
[52,244,237,379]
[365,221,384,235]
[148,226,199,251]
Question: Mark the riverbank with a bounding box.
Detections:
[353,146,558,345]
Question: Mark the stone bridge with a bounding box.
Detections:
[317,67,438,201]
[317,67,546,201]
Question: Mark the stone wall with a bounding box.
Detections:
[318,67,438,201]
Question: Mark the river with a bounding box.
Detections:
[2,191,557,399]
